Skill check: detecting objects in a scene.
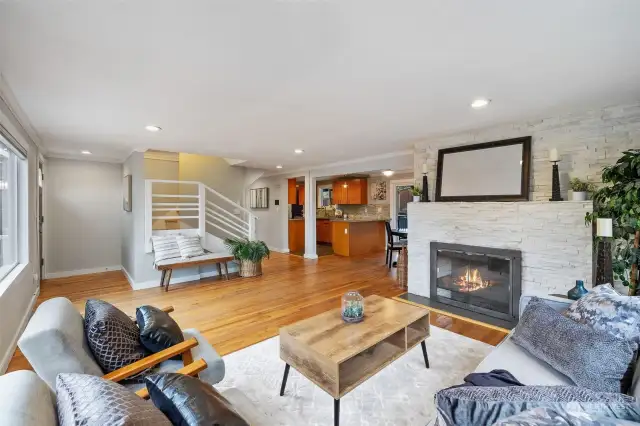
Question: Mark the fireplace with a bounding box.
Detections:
[430,242,521,323]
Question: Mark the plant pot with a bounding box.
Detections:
[571,191,587,201]
[238,259,263,277]
[412,195,421,202]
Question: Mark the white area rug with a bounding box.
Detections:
[216,327,493,425]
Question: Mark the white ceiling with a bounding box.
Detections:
[1,1,639,169]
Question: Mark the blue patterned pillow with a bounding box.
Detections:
[434,385,640,426]
[512,297,637,393]
[564,284,640,343]
[492,406,640,426]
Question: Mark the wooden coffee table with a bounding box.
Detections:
[279,295,430,426]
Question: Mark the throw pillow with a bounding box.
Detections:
[564,283,640,343]
[145,373,249,426]
[152,235,182,263]
[176,235,205,259]
[511,297,637,393]
[56,373,171,426]
[434,385,640,426]
[84,299,150,373]
[136,305,184,354]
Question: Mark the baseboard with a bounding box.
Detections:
[269,247,290,254]
[128,263,239,291]
[303,253,319,260]
[0,290,38,374]
[45,265,122,279]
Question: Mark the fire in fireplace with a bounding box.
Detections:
[430,242,522,323]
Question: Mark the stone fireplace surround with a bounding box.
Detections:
[407,201,593,301]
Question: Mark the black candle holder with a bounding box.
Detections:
[549,161,563,201]
[421,174,430,202]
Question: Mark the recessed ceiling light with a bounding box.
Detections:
[382,170,394,177]
[145,125,162,132]
[276,165,283,169]
[294,149,304,154]
[471,98,490,109]
[81,150,92,155]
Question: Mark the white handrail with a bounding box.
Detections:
[206,220,244,240]
[203,185,256,219]
[206,209,249,235]
[206,200,248,225]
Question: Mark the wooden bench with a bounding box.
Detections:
[156,252,235,291]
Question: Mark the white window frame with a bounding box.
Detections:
[0,132,26,283]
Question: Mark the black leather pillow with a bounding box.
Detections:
[84,299,150,373]
[136,305,185,354]
[57,373,171,426]
[145,373,249,426]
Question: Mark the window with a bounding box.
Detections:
[0,134,23,281]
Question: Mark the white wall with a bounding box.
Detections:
[0,83,40,372]
[414,102,640,201]
[246,176,288,251]
[45,158,122,276]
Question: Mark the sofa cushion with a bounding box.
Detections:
[0,370,57,426]
[18,297,103,390]
[84,299,150,374]
[435,385,640,426]
[136,305,184,354]
[56,373,171,426]
[511,297,638,393]
[564,284,640,343]
[145,373,249,426]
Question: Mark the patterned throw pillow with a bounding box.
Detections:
[151,235,181,263]
[84,299,150,374]
[511,297,637,393]
[435,385,640,426]
[57,373,171,426]
[176,235,205,259]
[564,284,640,343]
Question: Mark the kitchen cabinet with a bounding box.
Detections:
[298,184,305,205]
[288,220,305,252]
[331,178,367,205]
[316,219,332,243]
[332,220,385,257]
[288,179,297,204]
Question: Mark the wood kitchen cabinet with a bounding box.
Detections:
[288,179,297,204]
[298,184,305,205]
[316,219,332,243]
[331,178,367,205]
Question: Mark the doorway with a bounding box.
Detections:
[389,179,413,231]
[38,160,44,279]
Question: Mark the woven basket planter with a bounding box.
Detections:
[239,259,263,277]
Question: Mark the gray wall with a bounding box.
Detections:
[414,102,640,201]
[247,177,288,251]
[0,86,40,372]
[179,153,246,203]
[121,152,143,280]
[46,158,122,275]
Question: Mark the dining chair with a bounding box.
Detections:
[385,221,407,269]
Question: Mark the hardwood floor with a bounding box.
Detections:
[7,252,506,372]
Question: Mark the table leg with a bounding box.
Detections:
[279,363,290,396]
[334,398,340,426]
[421,340,430,369]
[159,270,167,288]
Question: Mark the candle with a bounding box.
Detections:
[549,148,559,162]
[422,163,428,174]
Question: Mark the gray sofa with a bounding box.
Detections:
[474,294,640,398]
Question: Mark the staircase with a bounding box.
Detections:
[144,179,257,253]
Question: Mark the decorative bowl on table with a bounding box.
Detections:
[341,291,364,323]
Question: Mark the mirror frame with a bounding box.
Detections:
[435,136,532,202]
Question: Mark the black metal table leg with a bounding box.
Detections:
[279,364,290,396]
[421,340,430,368]
[334,398,340,426]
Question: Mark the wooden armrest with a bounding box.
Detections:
[135,358,208,399]
[103,337,199,382]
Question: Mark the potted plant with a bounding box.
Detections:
[411,186,422,202]
[585,149,640,295]
[569,178,596,201]
[224,238,270,277]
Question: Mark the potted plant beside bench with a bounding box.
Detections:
[224,238,270,277]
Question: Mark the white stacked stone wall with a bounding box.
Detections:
[407,201,593,298]
[413,102,640,201]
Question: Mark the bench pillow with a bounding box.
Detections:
[151,235,181,263]
[176,235,205,259]
[57,373,171,426]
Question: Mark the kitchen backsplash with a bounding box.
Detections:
[337,204,391,219]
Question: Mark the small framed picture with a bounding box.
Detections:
[123,175,132,212]
[250,187,269,209]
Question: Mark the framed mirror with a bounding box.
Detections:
[435,137,531,202]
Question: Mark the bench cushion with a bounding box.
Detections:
[155,252,233,269]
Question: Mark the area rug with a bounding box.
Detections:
[216,326,493,425]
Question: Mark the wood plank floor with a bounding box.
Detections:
[7,252,506,372]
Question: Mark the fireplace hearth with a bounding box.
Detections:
[430,242,521,324]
